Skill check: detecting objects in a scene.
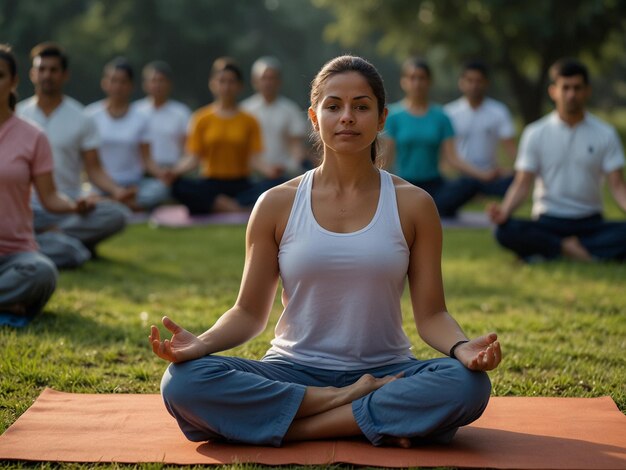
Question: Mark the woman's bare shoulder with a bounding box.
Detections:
[248,175,304,239]
[255,176,302,210]
[390,174,436,210]
[389,174,441,244]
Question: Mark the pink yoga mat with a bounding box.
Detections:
[1,389,625,468]
[149,205,250,227]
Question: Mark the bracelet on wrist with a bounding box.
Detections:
[449,340,469,359]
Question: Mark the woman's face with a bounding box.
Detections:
[400,66,431,100]
[102,68,133,102]
[209,69,242,102]
[309,71,386,157]
[0,58,17,111]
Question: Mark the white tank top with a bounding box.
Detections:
[265,169,414,370]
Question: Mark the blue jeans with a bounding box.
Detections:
[495,213,626,261]
[161,355,491,447]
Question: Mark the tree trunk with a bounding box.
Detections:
[500,57,550,125]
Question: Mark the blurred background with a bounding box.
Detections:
[2,0,625,128]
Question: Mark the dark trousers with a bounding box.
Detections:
[495,213,626,262]
[172,177,288,215]
[411,175,513,218]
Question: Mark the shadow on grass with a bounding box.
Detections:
[60,255,187,289]
[21,307,139,347]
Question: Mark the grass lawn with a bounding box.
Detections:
[1,218,625,469]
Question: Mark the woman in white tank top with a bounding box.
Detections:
[150,56,502,448]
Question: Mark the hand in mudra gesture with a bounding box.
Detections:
[455,333,502,371]
[149,316,207,363]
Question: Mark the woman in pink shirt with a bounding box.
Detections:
[0,45,93,327]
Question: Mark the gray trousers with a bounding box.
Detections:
[0,251,58,317]
[34,201,129,268]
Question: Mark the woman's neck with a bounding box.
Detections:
[316,150,379,191]
[213,99,239,117]
[404,96,429,114]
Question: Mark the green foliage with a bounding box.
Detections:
[3,0,625,126]
[1,0,398,110]
[314,0,626,122]
[1,223,624,469]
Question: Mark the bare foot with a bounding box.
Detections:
[213,194,248,213]
[343,373,402,403]
[381,435,412,448]
[561,236,594,262]
[293,373,402,420]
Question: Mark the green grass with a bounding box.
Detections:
[1,221,625,469]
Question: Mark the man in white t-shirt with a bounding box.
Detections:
[241,56,308,186]
[488,59,626,262]
[133,61,191,169]
[442,61,517,208]
[85,57,169,211]
[17,43,133,268]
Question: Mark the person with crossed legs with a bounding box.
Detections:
[489,58,626,263]
[150,55,501,448]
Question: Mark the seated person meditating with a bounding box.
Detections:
[165,58,268,214]
[489,58,626,263]
[150,55,502,447]
[86,57,169,211]
[383,57,498,218]
[0,44,94,327]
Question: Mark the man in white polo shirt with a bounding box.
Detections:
[488,58,626,262]
[17,42,133,268]
[241,56,308,186]
[134,61,191,170]
[444,61,517,204]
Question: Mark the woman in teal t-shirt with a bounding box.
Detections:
[384,58,496,216]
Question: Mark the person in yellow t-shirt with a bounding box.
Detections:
[165,58,272,214]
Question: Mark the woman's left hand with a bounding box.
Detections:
[455,333,502,371]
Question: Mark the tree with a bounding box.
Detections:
[313,0,626,123]
[2,0,396,110]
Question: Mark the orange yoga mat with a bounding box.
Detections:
[1,388,625,468]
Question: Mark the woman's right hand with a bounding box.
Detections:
[149,316,207,363]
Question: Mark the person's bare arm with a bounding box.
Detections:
[161,154,200,185]
[83,148,135,202]
[607,168,626,213]
[33,171,92,214]
[139,142,165,179]
[397,179,500,370]
[441,138,497,181]
[487,170,534,224]
[150,186,288,362]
